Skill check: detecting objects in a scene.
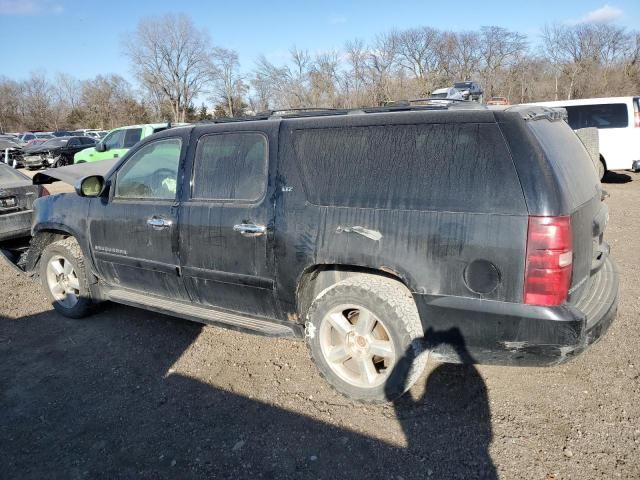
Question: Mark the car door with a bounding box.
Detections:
[179,126,280,318]
[88,134,189,300]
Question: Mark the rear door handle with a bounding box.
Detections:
[147,216,173,230]
[233,223,267,237]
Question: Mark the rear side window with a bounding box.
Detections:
[565,104,628,129]
[123,128,143,148]
[192,132,268,202]
[293,123,525,212]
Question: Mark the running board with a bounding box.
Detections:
[108,289,297,337]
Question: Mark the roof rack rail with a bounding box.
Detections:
[196,100,486,124]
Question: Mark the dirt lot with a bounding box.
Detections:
[1,172,639,479]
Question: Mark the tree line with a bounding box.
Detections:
[1,13,639,132]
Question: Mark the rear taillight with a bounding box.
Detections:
[523,216,572,306]
[634,111,640,128]
[39,186,50,197]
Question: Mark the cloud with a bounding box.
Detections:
[328,15,347,25]
[569,4,623,24]
[0,0,63,15]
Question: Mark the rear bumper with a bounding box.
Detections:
[415,256,618,366]
[0,210,32,242]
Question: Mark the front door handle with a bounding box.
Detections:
[147,216,173,230]
[233,223,267,237]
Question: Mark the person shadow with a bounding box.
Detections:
[386,327,497,480]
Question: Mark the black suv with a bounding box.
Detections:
[0,105,618,402]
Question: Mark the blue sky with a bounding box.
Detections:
[1,0,639,84]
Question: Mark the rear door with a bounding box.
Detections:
[88,133,189,299]
[178,125,280,318]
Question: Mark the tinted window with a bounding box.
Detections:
[123,128,143,148]
[293,123,524,212]
[115,138,182,200]
[192,132,267,202]
[565,103,628,129]
[103,130,124,149]
[80,137,95,145]
[67,138,79,146]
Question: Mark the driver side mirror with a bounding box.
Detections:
[95,142,107,152]
[75,175,105,197]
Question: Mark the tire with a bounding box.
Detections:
[305,274,427,402]
[39,237,94,319]
[598,159,606,181]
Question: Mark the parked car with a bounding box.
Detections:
[51,131,73,137]
[0,138,23,168]
[487,96,510,106]
[1,105,617,402]
[526,96,640,173]
[453,80,483,100]
[430,87,465,101]
[0,163,49,245]
[16,132,55,145]
[73,123,173,164]
[23,136,96,170]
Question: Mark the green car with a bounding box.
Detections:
[74,123,172,164]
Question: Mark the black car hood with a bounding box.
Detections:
[32,159,120,185]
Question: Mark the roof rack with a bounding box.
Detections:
[197,99,485,124]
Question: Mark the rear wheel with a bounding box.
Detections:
[40,237,94,318]
[306,274,427,402]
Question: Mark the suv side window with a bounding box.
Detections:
[114,138,182,200]
[123,128,143,148]
[293,123,524,213]
[67,138,79,147]
[103,130,125,150]
[192,132,267,202]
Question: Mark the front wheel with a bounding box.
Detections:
[306,274,427,402]
[40,237,95,318]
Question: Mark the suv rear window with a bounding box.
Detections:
[565,103,628,129]
[293,123,525,213]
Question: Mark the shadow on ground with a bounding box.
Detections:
[602,171,632,184]
[0,306,495,479]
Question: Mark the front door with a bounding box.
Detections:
[88,135,188,300]
[179,128,279,318]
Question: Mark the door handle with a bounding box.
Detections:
[147,216,173,230]
[233,223,267,237]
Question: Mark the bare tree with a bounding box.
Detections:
[123,14,214,122]
[395,27,440,95]
[479,26,528,97]
[211,47,246,116]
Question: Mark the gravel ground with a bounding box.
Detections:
[1,172,639,479]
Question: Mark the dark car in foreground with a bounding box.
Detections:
[0,104,618,402]
[0,163,49,245]
[23,136,96,170]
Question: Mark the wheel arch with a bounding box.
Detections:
[296,264,412,323]
[27,227,89,275]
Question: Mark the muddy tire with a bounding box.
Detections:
[40,237,94,319]
[305,274,427,403]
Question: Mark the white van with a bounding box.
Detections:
[527,96,640,172]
